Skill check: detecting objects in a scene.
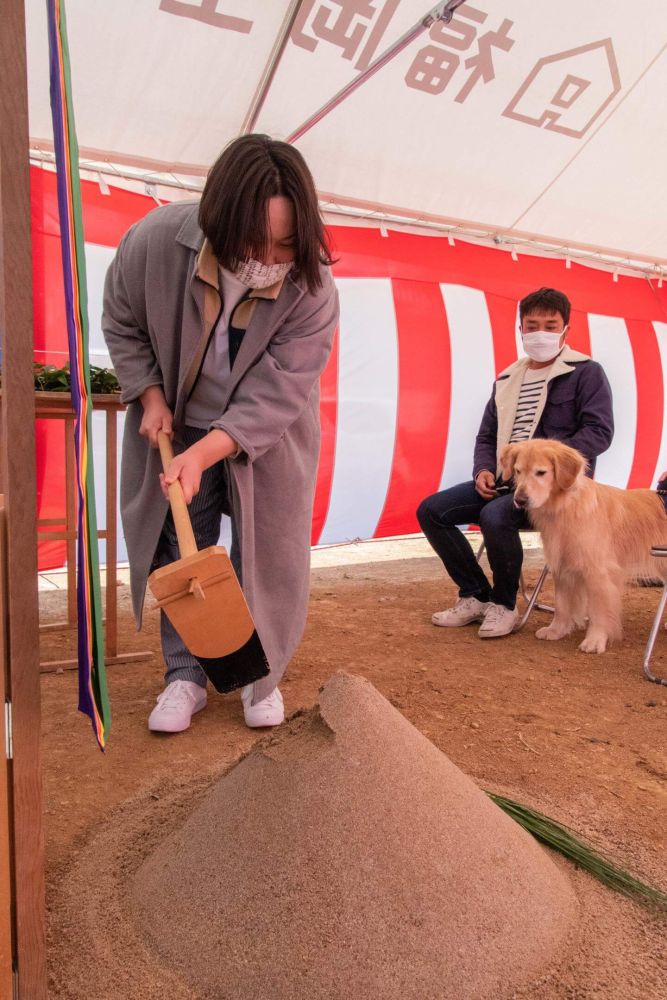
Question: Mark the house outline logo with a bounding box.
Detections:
[503,39,621,139]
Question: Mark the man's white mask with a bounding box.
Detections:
[521,328,568,363]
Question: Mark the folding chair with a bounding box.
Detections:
[642,545,667,687]
[475,535,553,631]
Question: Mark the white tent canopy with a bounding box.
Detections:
[26,0,667,270]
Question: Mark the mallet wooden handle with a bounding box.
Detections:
[157,431,198,559]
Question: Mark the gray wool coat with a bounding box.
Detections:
[102,202,339,702]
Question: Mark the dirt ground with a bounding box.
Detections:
[39,550,667,999]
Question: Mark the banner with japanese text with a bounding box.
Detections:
[26,0,667,265]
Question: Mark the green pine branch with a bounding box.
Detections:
[488,791,667,911]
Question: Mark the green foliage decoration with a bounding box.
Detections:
[32,362,120,394]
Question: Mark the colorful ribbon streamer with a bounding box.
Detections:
[47,0,111,748]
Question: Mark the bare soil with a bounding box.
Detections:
[40,552,667,999]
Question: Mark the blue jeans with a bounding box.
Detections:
[416,480,529,610]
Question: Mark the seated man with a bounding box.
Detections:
[417,287,614,639]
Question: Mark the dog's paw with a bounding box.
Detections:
[578,635,607,654]
[536,626,564,641]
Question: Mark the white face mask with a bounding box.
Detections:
[234,258,293,289]
[521,327,568,363]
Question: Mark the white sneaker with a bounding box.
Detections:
[478,602,518,639]
[432,596,490,627]
[241,684,285,728]
[148,679,207,733]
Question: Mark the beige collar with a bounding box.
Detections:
[494,347,591,474]
[497,345,590,380]
[180,239,290,410]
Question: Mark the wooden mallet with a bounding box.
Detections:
[147,431,269,692]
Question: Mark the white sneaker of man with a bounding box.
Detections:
[147,679,207,733]
[432,595,490,627]
[478,602,518,639]
[241,684,285,728]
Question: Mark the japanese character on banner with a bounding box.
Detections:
[405,5,515,103]
[291,0,400,72]
[159,0,253,34]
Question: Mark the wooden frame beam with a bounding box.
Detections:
[0,1,48,997]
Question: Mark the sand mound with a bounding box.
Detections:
[131,674,578,999]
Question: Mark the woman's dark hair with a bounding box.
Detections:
[519,287,571,326]
[198,134,334,293]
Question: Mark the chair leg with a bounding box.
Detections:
[520,532,554,613]
[520,566,554,615]
[478,536,553,625]
[516,564,551,632]
[643,582,667,686]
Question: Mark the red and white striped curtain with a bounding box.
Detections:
[31,167,667,569]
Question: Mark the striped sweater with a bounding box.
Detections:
[509,366,549,443]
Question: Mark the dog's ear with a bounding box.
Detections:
[552,445,585,491]
[499,443,518,481]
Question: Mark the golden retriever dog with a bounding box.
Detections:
[500,439,667,653]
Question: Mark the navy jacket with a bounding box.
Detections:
[473,351,614,480]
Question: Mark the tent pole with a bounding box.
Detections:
[0,2,48,998]
[286,0,466,144]
[240,0,305,136]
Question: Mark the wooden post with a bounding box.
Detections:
[0,1,48,997]
[106,408,118,658]
[0,500,13,1000]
